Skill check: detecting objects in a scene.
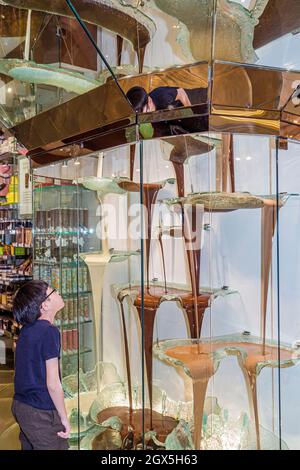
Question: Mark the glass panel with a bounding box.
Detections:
[213,0,300,70]
[32,140,145,450]
[277,138,300,450]
[141,131,283,450]
[143,0,214,71]
[0,138,32,451]
[74,142,143,451]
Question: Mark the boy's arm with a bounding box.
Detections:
[46,357,71,439]
[176,88,192,107]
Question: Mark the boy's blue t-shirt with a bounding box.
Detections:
[14,319,61,410]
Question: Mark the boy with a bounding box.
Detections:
[11,280,70,450]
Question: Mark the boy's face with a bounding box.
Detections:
[143,96,156,113]
[44,287,64,314]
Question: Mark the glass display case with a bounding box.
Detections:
[26,132,300,451]
[1,0,300,452]
[0,135,32,450]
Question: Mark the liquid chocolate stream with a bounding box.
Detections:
[157,230,168,293]
[261,203,277,354]
[118,295,133,417]
[221,134,235,192]
[129,144,136,182]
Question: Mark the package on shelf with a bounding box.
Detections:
[0,137,16,154]
[55,310,61,327]
[67,329,73,353]
[62,330,68,354]
[62,302,68,325]
[50,267,60,291]
[72,329,78,351]
[71,267,78,294]
[6,176,19,204]
[79,265,89,292]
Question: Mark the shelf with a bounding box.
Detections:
[0,276,33,285]
[34,260,87,267]
[61,291,91,298]
[62,348,92,357]
[0,153,15,164]
[0,220,21,223]
[58,320,92,330]
[34,184,75,191]
[34,231,90,237]
[0,204,18,210]
[0,304,12,311]
[12,243,32,248]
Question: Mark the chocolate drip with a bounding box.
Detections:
[228,135,235,193]
[157,231,168,293]
[172,161,185,198]
[221,134,235,192]
[239,359,261,450]
[129,145,136,182]
[261,205,277,354]
[117,35,124,67]
[118,297,133,416]
[137,46,146,74]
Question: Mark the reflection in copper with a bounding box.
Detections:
[209,114,280,136]
[212,62,283,112]
[13,61,300,162]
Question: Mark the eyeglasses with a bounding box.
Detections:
[42,288,57,304]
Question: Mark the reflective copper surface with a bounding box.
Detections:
[9,61,300,161]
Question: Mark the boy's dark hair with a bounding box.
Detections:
[126,86,148,112]
[13,280,48,325]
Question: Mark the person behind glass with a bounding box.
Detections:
[11,280,70,450]
[126,86,193,113]
[126,86,208,136]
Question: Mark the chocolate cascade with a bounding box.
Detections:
[156,336,300,450]
[117,284,210,429]
[95,407,177,449]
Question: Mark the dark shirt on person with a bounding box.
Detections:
[14,319,61,410]
[149,86,178,110]
[149,86,208,136]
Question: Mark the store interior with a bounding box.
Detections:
[1,0,300,451]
